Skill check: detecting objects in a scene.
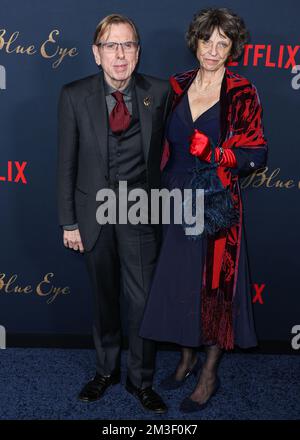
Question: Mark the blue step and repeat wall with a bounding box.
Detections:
[0,0,299,350]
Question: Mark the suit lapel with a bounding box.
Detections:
[86,71,108,174]
[134,73,153,163]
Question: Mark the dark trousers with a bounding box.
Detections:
[84,221,159,389]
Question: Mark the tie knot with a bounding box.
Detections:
[111,91,124,103]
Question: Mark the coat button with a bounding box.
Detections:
[250,161,255,167]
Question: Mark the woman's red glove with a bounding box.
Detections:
[189,129,211,161]
[189,129,237,167]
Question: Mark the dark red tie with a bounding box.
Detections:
[109,91,131,134]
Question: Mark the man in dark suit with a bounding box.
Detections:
[57,14,172,414]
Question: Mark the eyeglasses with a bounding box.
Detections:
[97,41,139,52]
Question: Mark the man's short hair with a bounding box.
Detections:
[93,14,140,45]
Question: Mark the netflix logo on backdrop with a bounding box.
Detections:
[0,161,27,184]
[252,283,266,304]
[228,44,300,69]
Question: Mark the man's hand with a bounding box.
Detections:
[63,229,84,253]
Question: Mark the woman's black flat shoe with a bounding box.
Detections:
[159,358,202,390]
[179,376,221,413]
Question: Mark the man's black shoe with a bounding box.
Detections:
[125,378,168,414]
[78,372,120,402]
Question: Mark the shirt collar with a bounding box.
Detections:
[104,76,133,97]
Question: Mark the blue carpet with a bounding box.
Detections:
[0,349,299,420]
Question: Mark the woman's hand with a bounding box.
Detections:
[189,129,212,162]
[189,129,237,167]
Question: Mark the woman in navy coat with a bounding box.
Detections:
[140,7,268,412]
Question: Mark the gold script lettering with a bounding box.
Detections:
[0,29,36,55]
[0,273,33,293]
[40,30,78,68]
[36,272,70,304]
[241,167,295,189]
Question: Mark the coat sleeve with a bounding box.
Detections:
[57,85,79,226]
[231,146,268,176]
[224,84,268,177]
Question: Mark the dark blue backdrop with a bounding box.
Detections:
[0,0,299,348]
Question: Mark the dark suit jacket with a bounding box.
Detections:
[57,70,173,251]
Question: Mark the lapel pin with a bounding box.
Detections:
[143,96,151,107]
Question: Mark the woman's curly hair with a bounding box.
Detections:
[186,7,249,60]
